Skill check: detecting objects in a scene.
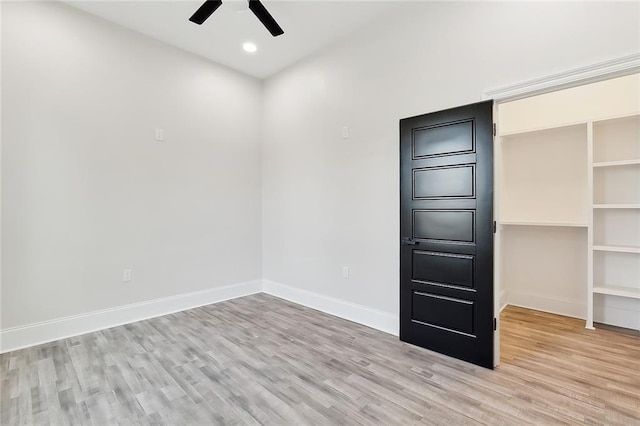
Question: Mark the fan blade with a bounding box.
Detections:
[248,0,284,37]
[189,0,223,25]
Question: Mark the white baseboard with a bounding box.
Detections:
[0,280,262,354]
[594,297,640,331]
[507,290,585,319]
[499,289,508,313]
[4,279,633,355]
[263,280,399,336]
[506,290,639,330]
[594,305,640,330]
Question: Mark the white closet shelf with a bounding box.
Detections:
[593,159,640,168]
[593,285,640,299]
[593,245,640,254]
[500,220,587,227]
[499,121,586,138]
[593,204,640,209]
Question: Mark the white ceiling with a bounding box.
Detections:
[64,1,405,79]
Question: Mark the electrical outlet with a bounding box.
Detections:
[342,266,349,278]
[123,269,132,282]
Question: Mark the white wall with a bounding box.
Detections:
[1,2,263,330]
[262,1,640,320]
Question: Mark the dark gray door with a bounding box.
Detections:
[399,100,494,369]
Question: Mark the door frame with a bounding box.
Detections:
[482,53,640,367]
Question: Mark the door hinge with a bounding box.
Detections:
[493,318,497,331]
[493,123,497,136]
[493,220,497,234]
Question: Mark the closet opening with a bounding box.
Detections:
[494,72,640,367]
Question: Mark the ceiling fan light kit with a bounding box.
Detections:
[189,0,284,37]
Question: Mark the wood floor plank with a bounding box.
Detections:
[1,295,639,425]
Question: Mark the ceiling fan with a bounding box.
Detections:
[189,0,284,37]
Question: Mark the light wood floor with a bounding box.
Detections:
[1,294,639,425]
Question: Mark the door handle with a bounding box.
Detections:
[401,237,418,246]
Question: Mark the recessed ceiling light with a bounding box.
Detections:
[243,42,257,53]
